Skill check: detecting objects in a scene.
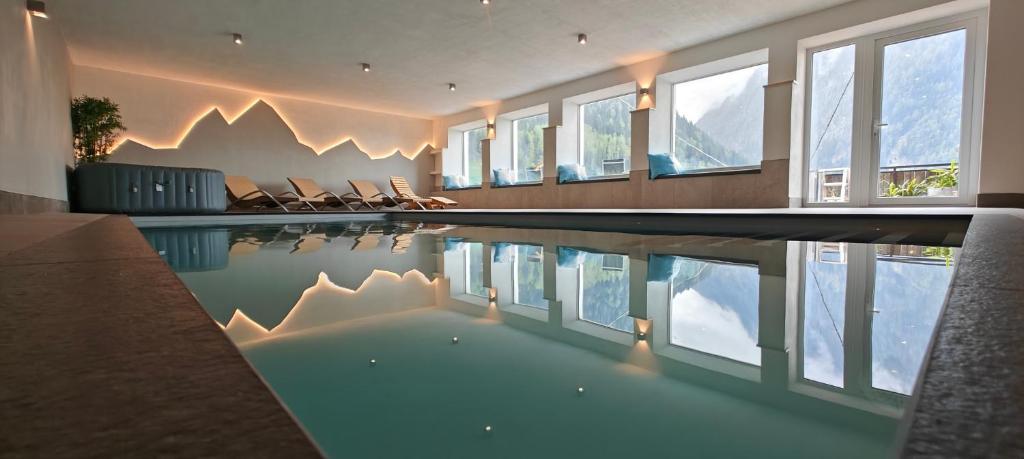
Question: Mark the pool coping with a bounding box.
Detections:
[4,208,1022,457]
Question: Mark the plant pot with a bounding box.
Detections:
[927,187,956,197]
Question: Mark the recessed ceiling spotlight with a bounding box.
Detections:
[578,33,588,45]
[27,0,48,19]
[232,33,243,45]
[480,0,490,4]
[362,63,371,72]
[449,83,457,92]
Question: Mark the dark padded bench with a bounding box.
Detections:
[75,163,226,214]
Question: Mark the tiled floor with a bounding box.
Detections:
[0,214,321,457]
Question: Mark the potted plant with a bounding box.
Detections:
[884,177,927,198]
[926,161,958,197]
[71,96,126,165]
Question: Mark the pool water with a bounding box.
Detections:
[141,221,958,458]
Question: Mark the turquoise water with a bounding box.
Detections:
[141,221,957,458]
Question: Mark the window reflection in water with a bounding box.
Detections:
[513,244,546,309]
[803,242,848,388]
[465,242,487,298]
[669,257,761,365]
[871,245,954,395]
[578,251,631,332]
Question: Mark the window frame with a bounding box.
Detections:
[802,12,986,207]
[668,61,769,174]
[577,92,636,178]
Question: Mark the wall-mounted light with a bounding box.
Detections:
[27,0,48,18]
[448,83,457,92]
[577,33,588,45]
[638,87,650,96]
[486,122,496,140]
[637,331,647,341]
[232,33,243,45]
[362,63,371,72]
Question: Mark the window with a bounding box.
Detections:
[672,64,767,172]
[463,127,487,186]
[513,244,546,309]
[806,45,856,203]
[669,257,761,365]
[579,93,635,177]
[512,114,547,183]
[578,252,631,331]
[465,242,487,297]
[804,16,982,206]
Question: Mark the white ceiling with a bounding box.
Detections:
[50,0,851,119]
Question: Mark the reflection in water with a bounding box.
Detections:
[803,242,848,387]
[669,258,761,365]
[871,246,953,395]
[142,222,959,459]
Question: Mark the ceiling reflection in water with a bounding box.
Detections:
[142,221,958,459]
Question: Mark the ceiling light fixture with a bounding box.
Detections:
[27,0,48,18]
[449,83,457,92]
[362,63,371,72]
[480,0,490,5]
[233,33,243,45]
[578,33,588,45]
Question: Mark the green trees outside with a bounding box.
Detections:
[580,94,635,176]
[514,114,547,181]
[464,127,487,185]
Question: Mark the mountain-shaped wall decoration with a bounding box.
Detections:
[109,100,434,194]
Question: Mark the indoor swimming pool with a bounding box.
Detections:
[140,220,959,458]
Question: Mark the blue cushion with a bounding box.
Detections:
[557,246,585,268]
[557,164,586,183]
[492,169,515,187]
[648,153,682,179]
[443,175,459,190]
[647,254,678,282]
[492,242,513,263]
[443,237,465,252]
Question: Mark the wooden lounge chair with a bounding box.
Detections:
[389,176,458,209]
[225,175,319,212]
[347,180,406,211]
[287,177,360,211]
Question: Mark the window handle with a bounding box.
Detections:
[873,121,888,134]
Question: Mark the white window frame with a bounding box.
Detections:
[576,252,632,332]
[511,244,545,309]
[802,11,987,207]
[668,61,769,174]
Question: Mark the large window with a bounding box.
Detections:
[463,127,487,186]
[579,93,635,177]
[805,17,982,206]
[578,252,631,332]
[806,45,856,203]
[512,114,547,183]
[671,64,768,172]
[802,242,848,387]
[669,257,761,365]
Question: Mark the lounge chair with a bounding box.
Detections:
[286,177,360,211]
[225,175,319,212]
[389,176,458,209]
[347,180,406,211]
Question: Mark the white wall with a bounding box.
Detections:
[0,0,73,203]
[73,66,436,195]
[978,0,1024,197]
